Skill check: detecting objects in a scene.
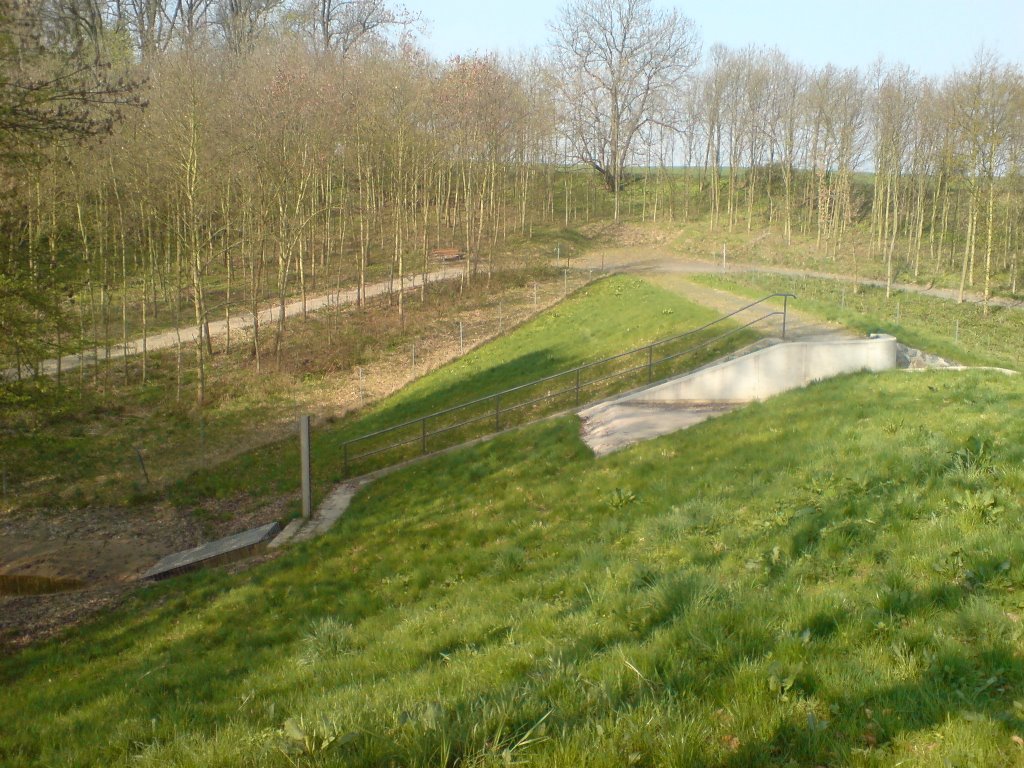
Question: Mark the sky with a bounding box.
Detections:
[400,0,1024,78]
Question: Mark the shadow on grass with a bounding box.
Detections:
[722,640,1024,766]
[168,347,571,505]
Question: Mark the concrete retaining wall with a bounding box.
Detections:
[623,334,898,404]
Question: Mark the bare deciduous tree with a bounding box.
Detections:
[549,0,698,219]
[294,0,417,55]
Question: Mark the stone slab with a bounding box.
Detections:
[142,522,281,580]
[580,401,738,456]
[614,334,897,405]
[267,518,306,549]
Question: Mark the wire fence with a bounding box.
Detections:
[340,293,794,477]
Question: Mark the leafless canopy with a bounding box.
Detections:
[0,0,141,159]
[549,0,698,200]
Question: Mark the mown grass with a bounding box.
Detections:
[2,366,1023,766]
[169,275,758,513]
[693,271,1024,371]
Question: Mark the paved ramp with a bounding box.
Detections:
[581,401,739,457]
[580,334,898,456]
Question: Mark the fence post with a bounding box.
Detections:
[421,417,427,454]
[647,346,654,382]
[299,415,312,520]
[134,448,149,484]
[575,368,581,406]
[495,395,501,431]
[782,295,789,340]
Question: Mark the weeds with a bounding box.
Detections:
[274,716,357,763]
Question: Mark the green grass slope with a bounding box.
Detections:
[3,286,1024,767]
[171,275,755,510]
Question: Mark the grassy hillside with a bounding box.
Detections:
[170,275,757,512]
[3,277,1023,766]
[2,369,1023,766]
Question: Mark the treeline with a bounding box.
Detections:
[2,0,1024,404]
[679,46,1023,305]
[1,0,566,404]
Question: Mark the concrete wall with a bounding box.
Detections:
[623,334,897,404]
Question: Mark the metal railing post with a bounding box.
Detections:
[575,368,581,406]
[421,417,427,454]
[782,295,789,339]
[495,395,501,431]
[647,345,654,382]
[299,415,312,520]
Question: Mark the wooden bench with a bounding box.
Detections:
[430,248,465,262]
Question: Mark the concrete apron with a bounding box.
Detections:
[579,334,898,456]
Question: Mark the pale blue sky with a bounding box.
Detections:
[401,0,1024,77]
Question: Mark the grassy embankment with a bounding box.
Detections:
[167,274,759,514]
[2,272,1024,765]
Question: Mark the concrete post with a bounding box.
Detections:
[299,415,312,520]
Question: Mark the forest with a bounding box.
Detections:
[2,0,1023,406]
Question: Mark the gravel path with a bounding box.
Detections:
[17,245,1017,380]
[575,245,1024,310]
[9,265,462,378]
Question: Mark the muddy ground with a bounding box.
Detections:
[0,496,286,652]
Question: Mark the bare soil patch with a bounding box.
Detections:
[0,495,287,653]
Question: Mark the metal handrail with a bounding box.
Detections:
[341,293,794,474]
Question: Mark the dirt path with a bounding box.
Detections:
[578,246,853,341]
[577,245,1024,311]
[16,244,1018,381]
[643,273,852,341]
[9,265,462,379]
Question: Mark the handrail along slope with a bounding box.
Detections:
[340,293,794,475]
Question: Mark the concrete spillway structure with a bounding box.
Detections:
[579,334,898,456]
[625,333,897,404]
